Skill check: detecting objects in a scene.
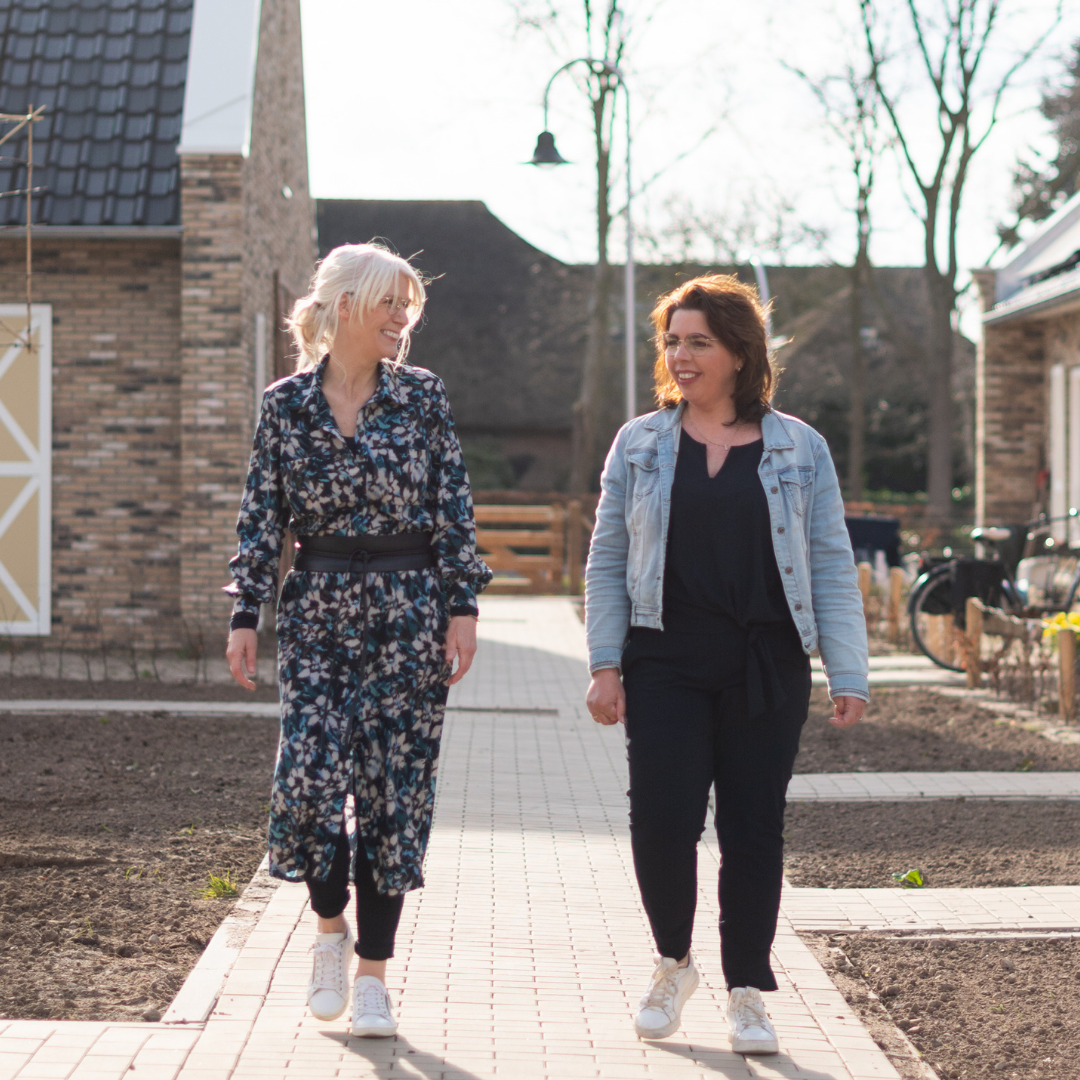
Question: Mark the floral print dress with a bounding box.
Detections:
[227,358,492,896]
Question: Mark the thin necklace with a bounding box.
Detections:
[684,415,743,451]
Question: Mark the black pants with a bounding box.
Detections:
[622,620,810,991]
[306,836,404,961]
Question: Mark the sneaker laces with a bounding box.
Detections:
[356,980,391,1019]
[310,940,345,993]
[642,962,681,1014]
[731,992,771,1032]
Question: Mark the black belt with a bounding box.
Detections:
[292,534,435,574]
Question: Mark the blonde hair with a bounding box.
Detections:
[287,242,428,371]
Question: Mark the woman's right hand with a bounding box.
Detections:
[226,628,258,691]
[586,667,626,725]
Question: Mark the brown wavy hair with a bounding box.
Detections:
[650,274,776,421]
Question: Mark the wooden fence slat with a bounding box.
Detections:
[476,529,566,547]
[474,506,560,522]
[476,504,566,594]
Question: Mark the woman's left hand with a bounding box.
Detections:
[830,695,866,727]
[444,615,478,685]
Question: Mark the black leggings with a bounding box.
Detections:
[622,620,810,991]
[306,837,404,961]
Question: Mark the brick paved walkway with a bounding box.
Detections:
[3,597,1078,1080]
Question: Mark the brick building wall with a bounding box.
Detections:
[178,153,249,639]
[1046,311,1080,369]
[974,270,1047,524]
[0,237,182,647]
[0,0,314,649]
[243,0,315,352]
[177,0,316,640]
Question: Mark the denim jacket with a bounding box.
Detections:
[584,404,869,702]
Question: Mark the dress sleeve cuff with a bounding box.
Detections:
[230,610,260,632]
[446,581,479,615]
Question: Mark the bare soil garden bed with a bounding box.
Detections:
[2,675,1079,1080]
[792,685,1080,1079]
[0,702,278,1022]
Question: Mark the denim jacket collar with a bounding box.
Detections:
[642,402,798,453]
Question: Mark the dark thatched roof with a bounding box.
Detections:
[317,200,970,492]
[317,199,590,432]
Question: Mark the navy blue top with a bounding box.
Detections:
[663,431,792,631]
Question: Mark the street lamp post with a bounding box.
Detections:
[528,58,635,424]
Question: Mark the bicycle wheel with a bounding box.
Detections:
[909,564,966,672]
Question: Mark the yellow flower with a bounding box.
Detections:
[1042,610,1080,641]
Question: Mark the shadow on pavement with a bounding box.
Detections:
[649,1040,844,1079]
[322,1031,486,1079]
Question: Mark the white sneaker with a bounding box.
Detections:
[350,975,397,1037]
[634,954,700,1039]
[306,928,354,1021]
[727,986,778,1054]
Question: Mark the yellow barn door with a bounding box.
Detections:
[0,304,51,635]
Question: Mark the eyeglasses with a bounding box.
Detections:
[378,295,415,315]
[659,333,719,354]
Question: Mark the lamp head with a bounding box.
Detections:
[528,130,569,167]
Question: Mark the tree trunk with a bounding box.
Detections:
[847,261,868,502]
[924,267,956,525]
[569,91,615,494]
[570,258,612,493]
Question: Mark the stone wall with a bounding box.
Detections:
[0,237,182,647]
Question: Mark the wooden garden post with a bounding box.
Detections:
[965,596,983,689]
[887,566,905,644]
[1059,629,1077,723]
[567,500,584,595]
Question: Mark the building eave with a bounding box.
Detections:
[983,266,1080,325]
[0,227,182,240]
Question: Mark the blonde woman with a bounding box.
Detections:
[225,243,491,1037]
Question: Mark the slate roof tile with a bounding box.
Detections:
[0,0,193,227]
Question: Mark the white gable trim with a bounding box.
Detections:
[993,189,1080,306]
[178,0,262,157]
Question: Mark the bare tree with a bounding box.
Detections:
[513,0,632,492]
[636,187,830,267]
[859,0,1061,523]
[786,57,890,502]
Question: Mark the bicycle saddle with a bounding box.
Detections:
[970,526,1012,543]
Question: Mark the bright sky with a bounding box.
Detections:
[299,0,1079,291]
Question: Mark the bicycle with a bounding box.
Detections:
[907,509,1080,671]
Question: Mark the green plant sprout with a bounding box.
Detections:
[199,871,239,900]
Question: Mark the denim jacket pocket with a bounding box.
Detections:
[778,464,814,516]
[626,447,660,500]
